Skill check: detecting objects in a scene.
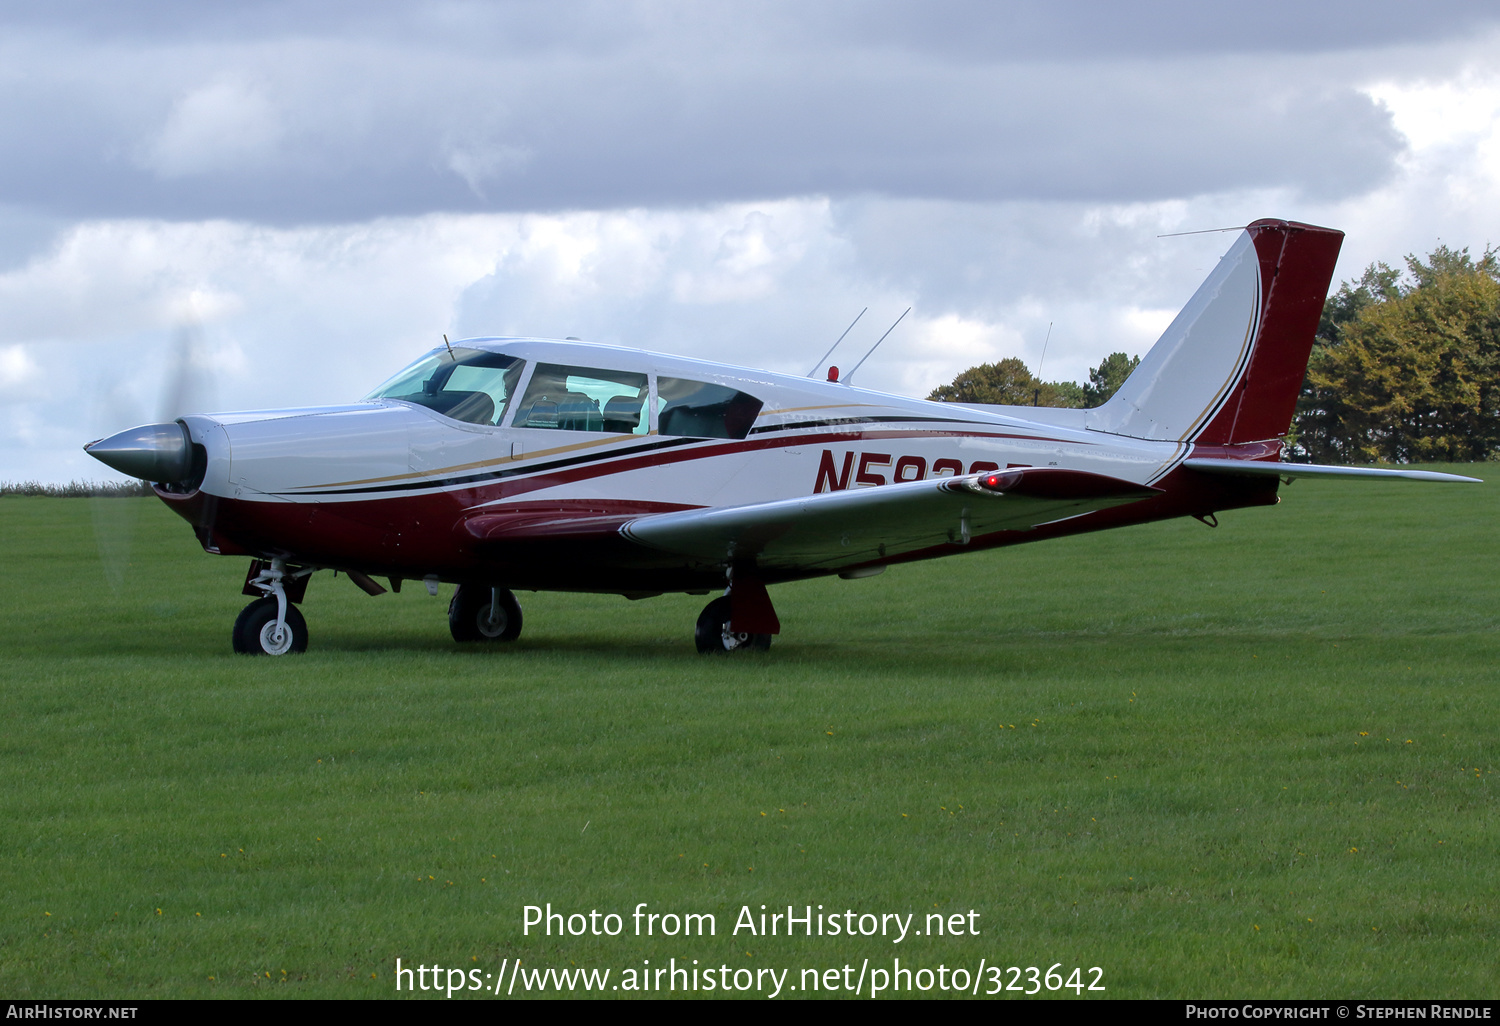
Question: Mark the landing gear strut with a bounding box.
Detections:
[449,584,523,642]
[233,557,313,655]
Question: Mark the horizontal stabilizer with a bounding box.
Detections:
[1183,458,1481,483]
[620,468,1160,572]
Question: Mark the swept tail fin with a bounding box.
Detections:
[1087,219,1344,447]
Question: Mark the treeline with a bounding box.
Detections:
[1,480,154,497]
[927,351,1140,408]
[929,243,1500,464]
[1293,245,1500,462]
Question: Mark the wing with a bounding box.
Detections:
[618,468,1160,572]
[1184,458,1482,483]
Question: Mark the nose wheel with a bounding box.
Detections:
[695,596,772,654]
[233,597,309,655]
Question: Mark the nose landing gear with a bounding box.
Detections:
[233,597,309,655]
[234,558,314,655]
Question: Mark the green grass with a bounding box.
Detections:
[2,469,1497,999]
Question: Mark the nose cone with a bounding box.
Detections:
[85,421,194,483]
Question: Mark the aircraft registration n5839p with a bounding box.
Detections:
[85,218,1478,655]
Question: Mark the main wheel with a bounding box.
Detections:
[449,585,523,642]
[232,597,309,655]
[694,596,772,654]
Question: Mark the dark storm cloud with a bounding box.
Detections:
[9,0,1494,56]
[808,0,1500,59]
[0,1,1491,223]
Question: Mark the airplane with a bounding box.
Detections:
[84,218,1479,656]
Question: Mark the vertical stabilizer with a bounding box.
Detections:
[1086,220,1343,447]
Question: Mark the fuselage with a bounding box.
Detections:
[150,336,1277,594]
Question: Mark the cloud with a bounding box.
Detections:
[443,140,534,199]
[137,80,284,178]
[898,313,1023,397]
[0,171,1484,485]
[1,7,1486,222]
[0,343,38,396]
[3,5,1500,483]
[10,1,1497,59]
[1361,73,1500,213]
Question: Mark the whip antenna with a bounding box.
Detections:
[1034,321,1052,407]
[808,308,867,377]
[1157,225,1247,238]
[443,333,455,359]
[843,307,910,384]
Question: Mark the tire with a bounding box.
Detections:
[694,596,772,654]
[232,597,309,655]
[449,585,523,643]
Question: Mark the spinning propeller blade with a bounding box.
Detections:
[86,315,219,591]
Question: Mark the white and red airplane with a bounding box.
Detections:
[85,218,1478,655]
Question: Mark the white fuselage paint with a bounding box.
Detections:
[183,337,1191,512]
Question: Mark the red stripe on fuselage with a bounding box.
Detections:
[156,428,1273,593]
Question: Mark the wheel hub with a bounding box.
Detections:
[259,620,293,655]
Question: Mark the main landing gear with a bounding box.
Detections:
[449,584,524,643]
[695,596,772,653]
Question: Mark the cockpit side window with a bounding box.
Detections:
[365,349,524,427]
[512,364,650,434]
[657,377,763,439]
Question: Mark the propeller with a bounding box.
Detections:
[87,316,218,593]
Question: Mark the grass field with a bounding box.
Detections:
[1,471,1497,999]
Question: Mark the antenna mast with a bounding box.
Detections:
[1033,322,1052,407]
[843,307,910,384]
[808,308,867,377]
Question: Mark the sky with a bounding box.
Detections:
[3,0,1499,483]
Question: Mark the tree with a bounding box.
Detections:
[1083,352,1140,405]
[1294,245,1500,463]
[928,352,1138,409]
[1316,261,1401,347]
[927,357,1084,408]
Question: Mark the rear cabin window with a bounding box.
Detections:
[364,349,524,426]
[657,377,763,439]
[512,364,650,434]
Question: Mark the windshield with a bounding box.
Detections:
[365,348,524,426]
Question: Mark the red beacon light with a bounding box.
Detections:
[826,365,839,382]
